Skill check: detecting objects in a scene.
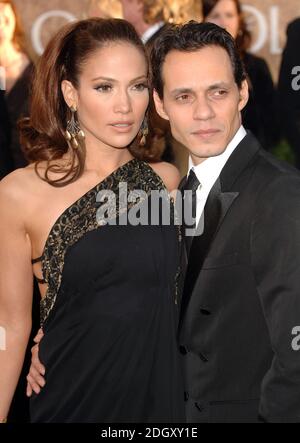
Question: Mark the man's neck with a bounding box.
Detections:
[190,156,208,167]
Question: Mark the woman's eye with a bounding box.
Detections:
[133,83,149,91]
[95,84,112,92]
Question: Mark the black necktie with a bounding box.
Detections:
[182,169,200,254]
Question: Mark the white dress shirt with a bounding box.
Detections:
[141,22,165,43]
[187,126,247,229]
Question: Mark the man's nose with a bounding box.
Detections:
[193,97,215,120]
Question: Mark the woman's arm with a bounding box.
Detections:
[0,174,34,420]
[150,161,181,193]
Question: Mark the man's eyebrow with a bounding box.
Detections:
[170,83,231,95]
[91,75,148,82]
[207,82,231,90]
[170,87,195,96]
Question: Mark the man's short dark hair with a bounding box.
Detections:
[150,21,247,98]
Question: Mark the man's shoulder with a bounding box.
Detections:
[257,148,299,175]
[253,149,300,202]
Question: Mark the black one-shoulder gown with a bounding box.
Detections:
[30,159,185,423]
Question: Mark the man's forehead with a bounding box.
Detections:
[161,47,235,87]
[163,46,232,67]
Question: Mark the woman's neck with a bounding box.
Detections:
[84,142,134,176]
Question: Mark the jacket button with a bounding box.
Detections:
[199,352,209,363]
[195,402,205,412]
[200,308,211,316]
[179,345,188,355]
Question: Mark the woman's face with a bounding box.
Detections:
[205,0,240,40]
[0,3,15,45]
[63,42,149,152]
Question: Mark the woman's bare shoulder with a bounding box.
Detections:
[0,165,41,208]
[149,161,181,192]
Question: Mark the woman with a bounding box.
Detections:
[0,18,184,423]
[0,89,13,179]
[202,0,280,150]
[0,0,34,169]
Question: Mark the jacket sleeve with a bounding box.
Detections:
[251,174,300,423]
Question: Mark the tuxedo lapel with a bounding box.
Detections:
[179,132,261,325]
[178,176,189,268]
[179,178,239,321]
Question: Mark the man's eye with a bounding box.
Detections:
[214,90,228,97]
[176,94,190,102]
[95,84,112,92]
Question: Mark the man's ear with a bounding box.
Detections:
[61,80,78,109]
[153,90,169,121]
[238,79,249,112]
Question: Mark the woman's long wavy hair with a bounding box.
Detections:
[202,0,251,55]
[19,18,160,187]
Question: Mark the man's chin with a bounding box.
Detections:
[190,144,227,159]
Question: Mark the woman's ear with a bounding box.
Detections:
[238,79,249,112]
[153,90,170,121]
[61,80,78,109]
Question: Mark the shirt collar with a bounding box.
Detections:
[188,125,247,189]
[141,22,165,43]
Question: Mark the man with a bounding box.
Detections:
[151,22,300,423]
[120,0,167,44]
[278,18,300,168]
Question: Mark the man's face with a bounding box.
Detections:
[154,45,248,165]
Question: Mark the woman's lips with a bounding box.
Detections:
[109,122,134,133]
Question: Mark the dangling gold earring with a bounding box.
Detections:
[139,118,149,146]
[65,106,85,149]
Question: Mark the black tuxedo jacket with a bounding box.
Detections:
[178,132,300,423]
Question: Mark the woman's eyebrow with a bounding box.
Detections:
[91,75,148,82]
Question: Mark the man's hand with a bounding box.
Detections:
[26,328,46,397]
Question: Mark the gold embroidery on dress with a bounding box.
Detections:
[40,159,180,326]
